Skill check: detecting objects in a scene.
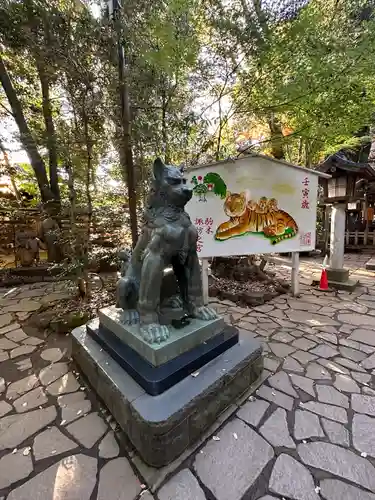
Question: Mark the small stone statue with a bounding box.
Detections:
[116,158,217,344]
[39,206,63,263]
[15,231,44,267]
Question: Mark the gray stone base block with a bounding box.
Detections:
[131,370,270,492]
[366,258,375,270]
[99,305,225,366]
[71,325,263,467]
[312,274,359,291]
[327,267,349,283]
[327,278,359,291]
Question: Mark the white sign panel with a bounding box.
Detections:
[186,155,319,258]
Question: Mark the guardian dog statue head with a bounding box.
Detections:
[150,158,192,209]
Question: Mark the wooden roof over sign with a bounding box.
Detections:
[316,152,375,180]
[190,152,331,178]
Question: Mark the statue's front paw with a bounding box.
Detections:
[121,309,139,326]
[192,306,218,321]
[140,324,170,344]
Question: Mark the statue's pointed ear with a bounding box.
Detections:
[153,158,165,181]
[179,163,185,173]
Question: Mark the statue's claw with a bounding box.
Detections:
[192,306,218,321]
[162,295,183,309]
[140,323,170,344]
[121,309,139,326]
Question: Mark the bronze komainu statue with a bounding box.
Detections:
[116,158,217,344]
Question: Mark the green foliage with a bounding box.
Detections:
[140,0,201,75]
[1,0,375,225]
[206,0,375,164]
[324,135,371,156]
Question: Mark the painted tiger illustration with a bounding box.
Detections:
[215,192,298,244]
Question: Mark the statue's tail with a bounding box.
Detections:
[116,276,139,310]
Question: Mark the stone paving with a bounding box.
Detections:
[2,254,375,499]
[0,281,144,500]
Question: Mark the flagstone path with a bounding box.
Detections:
[1,253,375,499]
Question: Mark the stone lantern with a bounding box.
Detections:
[317,152,375,289]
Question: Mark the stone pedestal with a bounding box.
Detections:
[87,317,239,395]
[72,307,263,467]
[329,203,346,270]
[366,258,375,270]
[99,306,226,367]
[72,323,262,467]
[325,203,358,291]
[326,267,349,282]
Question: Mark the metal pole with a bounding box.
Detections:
[201,258,209,305]
[112,0,138,247]
[291,251,300,297]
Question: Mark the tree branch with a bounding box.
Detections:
[0,102,14,117]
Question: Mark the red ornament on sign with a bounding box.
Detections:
[300,232,312,246]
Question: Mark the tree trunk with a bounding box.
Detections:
[305,138,314,168]
[84,144,93,221]
[268,113,285,160]
[83,108,93,271]
[297,137,304,165]
[37,62,60,200]
[216,98,223,161]
[0,54,54,203]
[369,125,375,166]
[116,35,138,246]
[66,161,86,297]
[0,139,21,204]
[252,0,268,33]
[161,89,170,164]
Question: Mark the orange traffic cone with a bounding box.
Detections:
[319,268,329,290]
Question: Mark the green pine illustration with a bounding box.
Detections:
[193,183,209,201]
[190,172,227,201]
[203,172,227,199]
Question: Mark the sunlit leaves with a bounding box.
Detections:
[220,0,375,164]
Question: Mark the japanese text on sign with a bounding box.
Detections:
[301,177,310,209]
[195,217,214,252]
